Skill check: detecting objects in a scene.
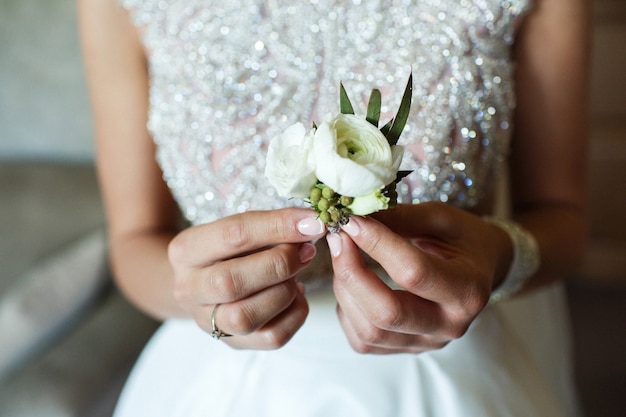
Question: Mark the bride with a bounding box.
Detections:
[78,0,589,415]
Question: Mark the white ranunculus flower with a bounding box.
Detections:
[265,122,317,198]
[347,189,390,215]
[313,114,404,197]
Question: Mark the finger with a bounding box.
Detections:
[339,315,446,355]
[371,202,465,240]
[198,242,317,304]
[225,288,309,350]
[335,286,446,354]
[169,208,326,267]
[328,232,447,336]
[201,278,301,336]
[338,216,477,306]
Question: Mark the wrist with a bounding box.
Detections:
[487,221,514,291]
[482,216,541,304]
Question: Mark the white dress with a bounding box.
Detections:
[113,1,581,415]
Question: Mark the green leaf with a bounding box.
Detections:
[380,118,393,138]
[339,82,355,115]
[385,73,413,146]
[366,89,381,127]
[395,170,412,183]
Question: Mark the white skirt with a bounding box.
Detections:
[113,285,580,417]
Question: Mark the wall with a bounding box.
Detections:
[581,0,626,284]
[0,0,93,161]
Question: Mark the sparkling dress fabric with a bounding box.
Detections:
[113,1,581,416]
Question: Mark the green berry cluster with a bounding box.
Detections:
[308,183,353,231]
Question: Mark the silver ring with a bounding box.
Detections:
[210,304,232,340]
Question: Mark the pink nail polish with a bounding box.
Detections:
[341,218,360,237]
[297,217,325,236]
[326,233,342,257]
[298,242,317,263]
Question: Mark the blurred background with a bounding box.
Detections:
[0,0,624,416]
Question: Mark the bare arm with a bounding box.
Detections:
[78,1,327,348]
[510,0,591,290]
[325,0,591,354]
[78,0,184,319]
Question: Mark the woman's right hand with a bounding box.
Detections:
[168,208,326,349]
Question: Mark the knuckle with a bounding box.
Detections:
[209,267,239,300]
[429,204,456,231]
[361,228,384,254]
[458,277,490,315]
[359,325,386,345]
[350,339,374,354]
[261,328,292,349]
[442,305,477,341]
[336,263,361,287]
[266,248,294,279]
[445,322,470,340]
[222,215,251,250]
[275,280,298,303]
[415,334,450,352]
[397,263,427,290]
[228,305,258,334]
[264,213,287,238]
[170,269,197,308]
[168,233,189,265]
[372,302,404,331]
[261,295,308,349]
[466,289,490,314]
[442,307,474,340]
[172,277,190,305]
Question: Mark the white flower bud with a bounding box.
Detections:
[347,189,390,216]
[265,123,317,198]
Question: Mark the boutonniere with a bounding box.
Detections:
[265,74,413,232]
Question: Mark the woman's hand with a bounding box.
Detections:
[168,208,326,349]
[326,202,513,354]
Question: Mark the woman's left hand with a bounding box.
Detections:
[326,202,512,354]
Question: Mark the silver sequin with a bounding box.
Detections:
[120,0,530,225]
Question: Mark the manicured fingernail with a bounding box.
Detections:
[326,233,342,257]
[299,242,316,263]
[297,216,325,236]
[341,218,360,237]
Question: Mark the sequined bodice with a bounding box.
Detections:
[122,0,529,225]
